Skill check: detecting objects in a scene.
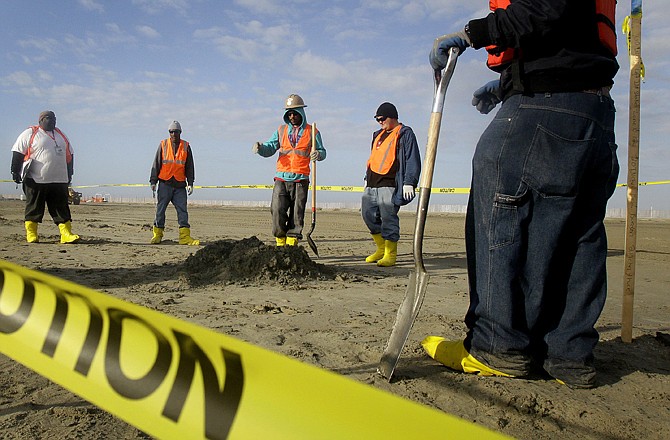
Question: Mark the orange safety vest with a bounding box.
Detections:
[486,0,516,71]
[157,139,188,182]
[486,0,617,71]
[26,125,73,163]
[276,124,313,176]
[367,124,402,175]
[595,0,617,56]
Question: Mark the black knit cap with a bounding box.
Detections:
[39,110,55,122]
[375,102,398,119]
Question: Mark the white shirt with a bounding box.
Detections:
[11,127,74,184]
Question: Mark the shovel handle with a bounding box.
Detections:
[413,48,460,266]
[420,47,459,189]
[311,123,317,213]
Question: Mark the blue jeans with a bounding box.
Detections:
[361,186,400,242]
[463,92,619,386]
[154,182,190,228]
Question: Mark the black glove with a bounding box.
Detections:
[12,172,21,184]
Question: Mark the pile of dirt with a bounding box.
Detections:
[183,236,336,286]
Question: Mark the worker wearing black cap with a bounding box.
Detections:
[362,102,421,267]
[10,110,80,244]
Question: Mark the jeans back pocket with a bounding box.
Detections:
[523,125,594,197]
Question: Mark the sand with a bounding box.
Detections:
[0,199,668,439]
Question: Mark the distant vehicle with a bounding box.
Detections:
[68,187,82,205]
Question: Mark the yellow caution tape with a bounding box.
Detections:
[74,183,148,188]
[617,180,670,187]
[431,187,471,194]
[2,180,669,192]
[0,260,507,440]
[622,15,645,81]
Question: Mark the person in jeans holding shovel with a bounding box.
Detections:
[362,102,421,267]
[252,94,326,247]
[423,0,619,389]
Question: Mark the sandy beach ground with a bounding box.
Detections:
[0,199,668,439]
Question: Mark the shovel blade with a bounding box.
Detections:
[306,234,318,257]
[305,218,318,257]
[378,268,430,381]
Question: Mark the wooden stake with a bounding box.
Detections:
[622,12,642,343]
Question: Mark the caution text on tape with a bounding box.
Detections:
[0,260,506,440]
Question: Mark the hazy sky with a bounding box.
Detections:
[2,0,668,209]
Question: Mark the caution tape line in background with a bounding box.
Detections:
[3,180,669,192]
[0,260,506,440]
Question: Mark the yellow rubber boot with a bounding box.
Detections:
[275,237,287,246]
[150,226,164,244]
[376,240,397,267]
[286,237,299,246]
[58,221,80,244]
[421,337,513,377]
[365,233,385,263]
[179,227,200,245]
[25,221,39,243]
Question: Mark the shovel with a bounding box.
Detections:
[378,47,460,381]
[305,122,319,257]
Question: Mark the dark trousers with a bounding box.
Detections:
[464,91,618,385]
[23,179,72,224]
[271,180,308,239]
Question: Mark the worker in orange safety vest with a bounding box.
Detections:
[252,94,326,247]
[362,102,421,267]
[149,120,199,245]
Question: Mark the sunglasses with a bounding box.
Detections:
[375,116,387,123]
[169,130,181,134]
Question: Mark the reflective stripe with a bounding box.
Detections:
[276,125,312,175]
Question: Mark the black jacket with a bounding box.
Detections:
[466,0,619,99]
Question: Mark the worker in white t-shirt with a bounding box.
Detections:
[10,110,80,244]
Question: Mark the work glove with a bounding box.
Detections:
[402,184,416,202]
[12,172,21,184]
[430,30,470,71]
[310,150,320,161]
[186,185,193,196]
[150,184,156,192]
[252,141,261,154]
[472,80,502,114]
